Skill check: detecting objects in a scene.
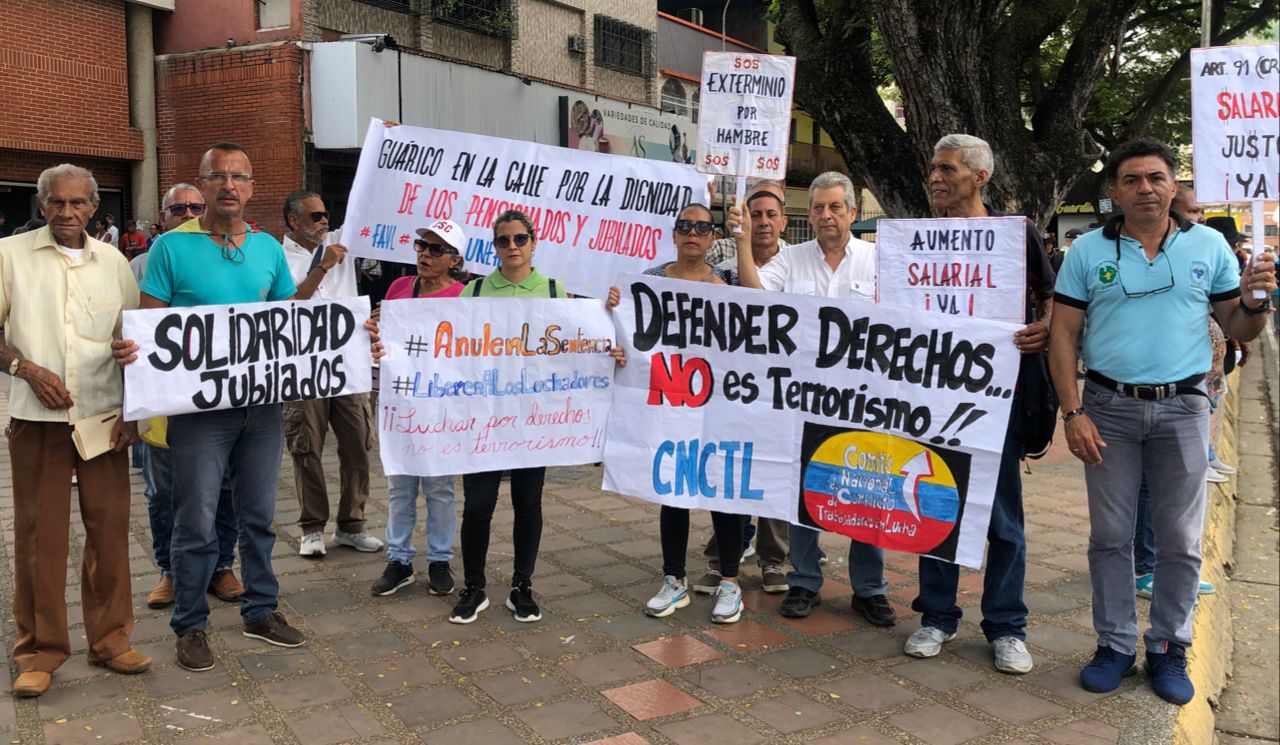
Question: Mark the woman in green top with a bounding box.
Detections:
[450,209,560,625]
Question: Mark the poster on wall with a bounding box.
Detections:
[560,96,699,164]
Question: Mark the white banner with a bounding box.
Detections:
[377,297,616,476]
[696,51,796,180]
[342,119,709,300]
[123,297,372,421]
[876,217,1028,323]
[602,276,1021,568]
[1191,44,1280,203]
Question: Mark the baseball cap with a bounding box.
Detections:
[1065,228,1083,239]
[415,219,467,252]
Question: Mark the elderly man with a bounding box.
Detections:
[733,171,895,626]
[706,178,788,267]
[1050,138,1275,705]
[280,190,382,557]
[0,164,150,696]
[903,134,1056,675]
[132,183,244,610]
[115,143,303,672]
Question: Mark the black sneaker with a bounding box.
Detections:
[852,594,897,627]
[175,629,215,672]
[779,587,821,618]
[243,612,305,647]
[506,582,542,623]
[449,586,489,624]
[372,560,415,596]
[427,561,455,596]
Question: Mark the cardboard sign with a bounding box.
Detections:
[1191,44,1280,202]
[696,51,796,179]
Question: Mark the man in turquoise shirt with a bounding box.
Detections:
[1049,138,1276,706]
[118,143,303,673]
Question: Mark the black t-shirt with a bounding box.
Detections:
[987,206,1056,324]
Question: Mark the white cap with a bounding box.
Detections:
[415,219,466,252]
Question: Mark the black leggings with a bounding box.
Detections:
[460,468,545,589]
[660,506,743,580]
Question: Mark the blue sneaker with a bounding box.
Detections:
[1080,646,1137,693]
[1136,573,1215,599]
[1146,643,1195,705]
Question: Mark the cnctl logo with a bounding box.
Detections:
[1097,261,1118,286]
[802,432,959,553]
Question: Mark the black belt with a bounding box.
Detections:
[1086,371,1207,401]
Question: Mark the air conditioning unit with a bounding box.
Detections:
[677,8,704,26]
[568,35,586,53]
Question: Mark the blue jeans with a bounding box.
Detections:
[787,526,887,597]
[912,401,1028,641]
[143,441,239,575]
[1082,381,1210,654]
[168,405,284,635]
[385,474,456,564]
[1133,476,1156,576]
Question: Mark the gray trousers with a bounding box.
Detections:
[1082,380,1210,654]
[284,394,373,534]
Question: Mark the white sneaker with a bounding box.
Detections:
[1210,461,1235,476]
[741,543,756,559]
[1206,469,1229,484]
[645,576,690,618]
[711,581,742,624]
[991,636,1034,674]
[904,626,955,658]
[299,531,326,558]
[334,531,385,553]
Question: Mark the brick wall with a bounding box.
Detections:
[0,150,131,189]
[155,43,307,237]
[0,0,142,161]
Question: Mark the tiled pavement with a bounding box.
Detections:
[0,393,1187,744]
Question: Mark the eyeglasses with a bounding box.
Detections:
[200,172,254,185]
[674,219,715,236]
[414,241,456,257]
[494,233,532,249]
[1115,222,1176,298]
[308,211,329,222]
[165,203,207,217]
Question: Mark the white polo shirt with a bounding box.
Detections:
[282,230,359,299]
[756,235,876,299]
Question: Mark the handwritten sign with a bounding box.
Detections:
[342,119,709,300]
[1191,44,1280,202]
[377,297,616,476]
[876,217,1028,323]
[602,275,1021,568]
[696,51,796,180]
[123,298,372,421]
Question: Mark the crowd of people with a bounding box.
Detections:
[0,133,1274,713]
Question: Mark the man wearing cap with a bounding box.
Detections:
[281,190,383,558]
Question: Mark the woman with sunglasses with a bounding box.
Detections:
[372,220,468,599]
[449,209,563,625]
[607,203,744,624]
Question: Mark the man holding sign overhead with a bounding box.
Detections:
[113,143,304,673]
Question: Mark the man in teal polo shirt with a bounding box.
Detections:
[115,143,304,672]
[1048,138,1276,705]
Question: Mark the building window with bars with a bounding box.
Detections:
[355,0,413,12]
[432,0,514,38]
[594,16,651,77]
[660,78,687,116]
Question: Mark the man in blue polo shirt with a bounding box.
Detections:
[1049,138,1276,705]
[115,143,303,673]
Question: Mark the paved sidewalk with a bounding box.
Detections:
[0,392,1218,744]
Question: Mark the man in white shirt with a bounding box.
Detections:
[706,179,787,266]
[733,171,893,626]
[280,190,382,558]
[103,213,120,248]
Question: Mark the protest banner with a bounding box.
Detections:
[696,51,796,181]
[876,216,1028,323]
[602,275,1022,568]
[376,297,616,477]
[1191,44,1279,203]
[123,297,372,421]
[342,119,709,300]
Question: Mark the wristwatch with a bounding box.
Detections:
[1241,297,1271,316]
[8,358,21,376]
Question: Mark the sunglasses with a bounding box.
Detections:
[414,241,457,257]
[308,211,329,222]
[674,219,715,236]
[494,233,532,249]
[166,203,207,217]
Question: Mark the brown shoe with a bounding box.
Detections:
[175,630,215,672]
[147,574,175,609]
[13,671,51,697]
[88,648,152,675]
[208,569,244,602]
[243,612,304,648]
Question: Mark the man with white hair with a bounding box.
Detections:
[733,170,894,627]
[0,164,150,696]
[903,134,1056,674]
